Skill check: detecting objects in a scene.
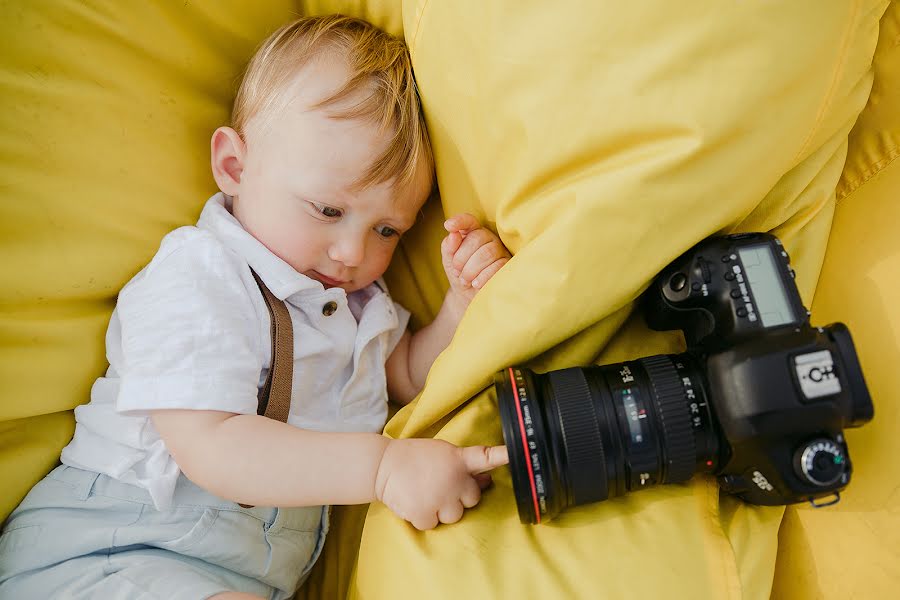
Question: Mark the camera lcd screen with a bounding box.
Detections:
[738,244,795,327]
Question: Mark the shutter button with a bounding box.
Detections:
[322,301,338,316]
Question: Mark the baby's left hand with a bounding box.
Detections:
[441,213,510,305]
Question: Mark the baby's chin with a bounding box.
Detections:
[339,280,372,293]
[344,276,384,294]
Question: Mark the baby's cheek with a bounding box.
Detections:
[269,227,318,271]
[380,246,398,271]
[370,245,398,276]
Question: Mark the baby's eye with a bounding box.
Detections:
[376,225,399,238]
[312,203,342,218]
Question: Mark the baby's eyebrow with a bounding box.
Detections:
[382,216,414,232]
[297,189,343,206]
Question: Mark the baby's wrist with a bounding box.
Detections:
[372,436,395,504]
[441,288,469,324]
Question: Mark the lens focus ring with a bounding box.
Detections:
[547,368,609,505]
[640,356,696,483]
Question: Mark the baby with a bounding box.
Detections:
[0,15,510,600]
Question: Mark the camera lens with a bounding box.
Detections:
[495,355,720,523]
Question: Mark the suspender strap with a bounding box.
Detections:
[240,270,294,509]
[251,270,293,423]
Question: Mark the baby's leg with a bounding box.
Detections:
[1,466,321,599]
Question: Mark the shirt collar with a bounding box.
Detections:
[197,192,334,301]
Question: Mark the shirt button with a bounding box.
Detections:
[322,301,338,316]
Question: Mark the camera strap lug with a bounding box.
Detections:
[808,492,841,508]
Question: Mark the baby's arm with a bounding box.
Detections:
[151,409,507,530]
[386,213,511,404]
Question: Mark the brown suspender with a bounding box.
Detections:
[240,270,293,508]
[251,270,293,423]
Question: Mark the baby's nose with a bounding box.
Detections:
[329,235,365,267]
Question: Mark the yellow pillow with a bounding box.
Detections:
[349,1,889,599]
[0,0,400,518]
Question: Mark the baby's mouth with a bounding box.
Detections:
[311,270,349,288]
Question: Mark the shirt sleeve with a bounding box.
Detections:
[114,235,263,417]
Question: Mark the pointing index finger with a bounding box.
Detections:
[461,445,510,474]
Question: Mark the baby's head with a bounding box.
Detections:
[211,15,434,293]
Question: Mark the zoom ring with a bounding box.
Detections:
[640,356,696,483]
[548,368,609,504]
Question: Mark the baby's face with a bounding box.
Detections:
[230,56,430,294]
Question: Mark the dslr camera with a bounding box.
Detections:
[495,233,873,524]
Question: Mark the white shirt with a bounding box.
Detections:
[61,193,410,510]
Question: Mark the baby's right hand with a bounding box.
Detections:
[374,438,509,530]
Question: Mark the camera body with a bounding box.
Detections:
[642,233,872,505]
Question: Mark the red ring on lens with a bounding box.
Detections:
[509,367,541,523]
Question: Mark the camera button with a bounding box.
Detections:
[730,289,742,299]
[669,273,688,292]
[724,272,735,281]
[721,255,731,263]
[736,307,748,317]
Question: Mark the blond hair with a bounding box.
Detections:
[232,15,433,191]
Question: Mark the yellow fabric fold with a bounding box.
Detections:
[351,1,888,599]
[773,6,900,596]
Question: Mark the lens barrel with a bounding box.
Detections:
[545,369,609,507]
[495,354,718,523]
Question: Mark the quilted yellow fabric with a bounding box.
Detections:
[1,1,895,599]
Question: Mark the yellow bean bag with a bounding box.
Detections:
[2,1,897,599]
[771,5,900,597]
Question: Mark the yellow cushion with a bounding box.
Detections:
[349,1,889,599]
[0,0,399,517]
[772,3,900,597]
[1,1,893,599]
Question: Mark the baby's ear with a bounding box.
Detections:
[210,126,246,195]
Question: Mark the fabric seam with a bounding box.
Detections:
[409,0,431,55]
[792,0,861,164]
[837,145,900,202]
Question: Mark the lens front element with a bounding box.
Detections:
[495,368,552,524]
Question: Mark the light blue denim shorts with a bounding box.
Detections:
[0,465,328,600]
